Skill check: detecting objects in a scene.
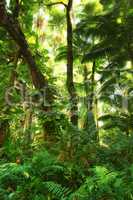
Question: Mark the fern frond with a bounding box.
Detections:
[43,181,71,199]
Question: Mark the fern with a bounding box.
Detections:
[43,181,71,199]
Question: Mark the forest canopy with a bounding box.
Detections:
[0,0,133,199]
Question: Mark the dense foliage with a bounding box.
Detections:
[0,0,133,199]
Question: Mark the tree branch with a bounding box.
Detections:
[44,1,67,8]
[68,0,72,10]
[0,0,53,103]
[13,0,21,18]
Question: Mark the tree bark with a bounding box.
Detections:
[89,61,96,111]
[66,0,78,126]
[0,0,51,103]
[43,0,78,126]
[83,65,89,111]
[0,0,53,144]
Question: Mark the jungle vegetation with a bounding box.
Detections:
[0,0,133,199]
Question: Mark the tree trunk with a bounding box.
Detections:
[0,1,54,143]
[0,0,51,102]
[66,0,78,126]
[83,65,89,111]
[83,62,98,141]
[89,61,96,111]
[83,62,96,112]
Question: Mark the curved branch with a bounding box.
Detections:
[0,0,52,102]
[44,1,67,8]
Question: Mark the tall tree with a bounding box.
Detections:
[45,0,78,126]
[0,0,52,103]
[0,0,54,144]
[66,0,78,126]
